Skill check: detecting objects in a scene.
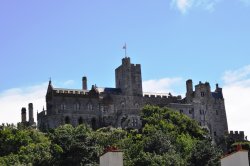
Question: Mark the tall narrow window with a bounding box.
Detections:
[216,110,219,115]
[65,116,70,124]
[74,103,80,110]
[201,92,205,97]
[78,117,83,125]
[132,118,137,127]
[61,104,66,110]
[87,103,93,111]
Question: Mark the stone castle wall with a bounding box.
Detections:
[37,57,228,143]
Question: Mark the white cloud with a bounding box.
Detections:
[143,77,183,95]
[222,65,250,138]
[0,83,48,125]
[0,80,76,125]
[171,0,220,14]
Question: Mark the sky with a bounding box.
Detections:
[0,0,250,137]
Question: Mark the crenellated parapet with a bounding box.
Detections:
[228,131,246,142]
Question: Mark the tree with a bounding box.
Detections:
[48,124,99,166]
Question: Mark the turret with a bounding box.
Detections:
[82,76,87,90]
[21,107,27,123]
[28,103,34,124]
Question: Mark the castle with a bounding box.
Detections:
[33,57,229,141]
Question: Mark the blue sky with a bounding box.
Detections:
[1,0,250,137]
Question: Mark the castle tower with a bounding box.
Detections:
[115,57,142,96]
[82,76,87,90]
[21,107,27,123]
[186,79,193,103]
[28,103,34,124]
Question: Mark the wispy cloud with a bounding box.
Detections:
[222,65,250,138]
[171,0,220,14]
[0,80,76,125]
[143,77,183,95]
[0,83,47,125]
[240,0,250,6]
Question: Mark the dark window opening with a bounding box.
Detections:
[180,109,183,114]
[91,118,97,130]
[216,110,219,115]
[65,116,70,124]
[201,92,205,97]
[78,117,83,125]
[214,132,217,136]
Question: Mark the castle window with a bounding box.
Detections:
[78,117,83,125]
[201,92,205,97]
[200,110,204,115]
[216,110,219,115]
[214,132,217,136]
[121,102,125,109]
[60,104,66,110]
[100,106,104,112]
[189,109,193,114]
[87,103,93,111]
[74,103,80,110]
[132,118,138,127]
[65,116,70,124]
[180,109,183,114]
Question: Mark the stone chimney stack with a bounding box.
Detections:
[21,107,27,123]
[28,103,34,124]
[82,76,87,90]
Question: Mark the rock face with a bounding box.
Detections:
[37,57,228,142]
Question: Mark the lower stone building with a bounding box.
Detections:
[37,57,228,142]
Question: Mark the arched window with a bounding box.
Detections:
[87,103,93,111]
[74,103,80,110]
[131,118,138,127]
[135,103,139,108]
[121,102,125,108]
[78,117,83,125]
[60,103,66,110]
[65,116,70,124]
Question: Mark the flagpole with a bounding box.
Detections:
[125,44,127,57]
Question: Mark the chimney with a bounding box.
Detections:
[82,76,87,90]
[28,103,34,124]
[100,146,123,166]
[21,107,27,123]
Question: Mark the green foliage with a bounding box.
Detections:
[0,125,61,166]
[0,106,223,166]
[49,124,99,166]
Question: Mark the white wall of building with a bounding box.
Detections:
[221,151,249,166]
[100,151,123,166]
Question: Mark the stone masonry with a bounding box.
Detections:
[36,57,228,142]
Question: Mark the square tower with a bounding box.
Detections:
[115,57,143,96]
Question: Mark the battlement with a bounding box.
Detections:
[54,89,89,95]
[228,131,246,142]
[133,64,141,67]
[143,93,182,100]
